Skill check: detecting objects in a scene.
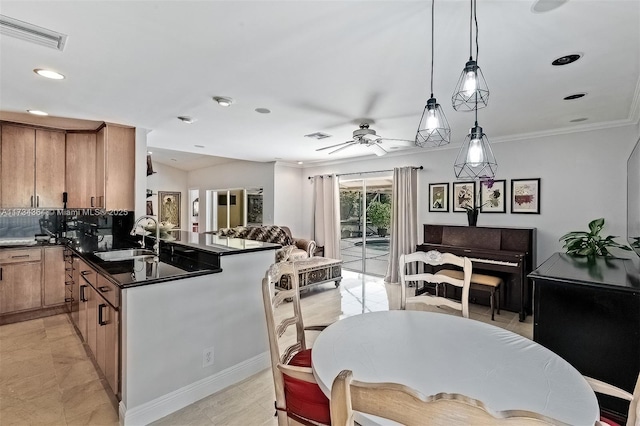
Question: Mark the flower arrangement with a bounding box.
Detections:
[457,179,501,212]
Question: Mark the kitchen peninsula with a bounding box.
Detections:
[112,231,279,425]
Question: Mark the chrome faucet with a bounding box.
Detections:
[130,215,160,257]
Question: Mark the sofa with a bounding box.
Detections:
[215,225,316,262]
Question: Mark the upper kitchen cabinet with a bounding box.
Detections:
[95,124,135,211]
[36,129,66,208]
[0,125,65,208]
[66,132,97,208]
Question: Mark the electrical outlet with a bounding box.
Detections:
[202,347,214,368]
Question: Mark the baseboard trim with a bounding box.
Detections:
[119,351,271,426]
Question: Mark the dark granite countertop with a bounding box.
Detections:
[155,230,281,255]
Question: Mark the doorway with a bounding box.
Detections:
[339,176,392,276]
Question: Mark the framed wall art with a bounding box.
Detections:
[480,179,506,213]
[428,183,449,212]
[511,178,540,214]
[159,191,181,227]
[452,181,476,212]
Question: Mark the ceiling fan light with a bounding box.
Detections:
[454,123,497,179]
[416,97,451,147]
[452,60,489,111]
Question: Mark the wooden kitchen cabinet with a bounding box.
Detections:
[43,246,66,306]
[77,259,96,342]
[66,132,97,208]
[73,261,120,396]
[0,248,43,314]
[96,124,135,210]
[0,125,66,208]
[97,273,119,394]
[1,125,35,208]
[35,129,66,208]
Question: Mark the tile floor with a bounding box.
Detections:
[0,270,532,425]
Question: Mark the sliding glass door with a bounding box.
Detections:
[339,176,392,276]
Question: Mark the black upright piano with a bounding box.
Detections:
[416,224,536,321]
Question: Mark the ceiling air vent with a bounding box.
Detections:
[304,132,332,140]
[0,15,67,51]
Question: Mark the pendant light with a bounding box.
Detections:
[453,106,497,179]
[416,0,451,147]
[451,0,489,111]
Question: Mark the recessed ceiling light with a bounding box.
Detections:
[194,144,205,148]
[255,108,271,114]
[33,68,65,80]
[213,96,233,107]
[552,54,582,66]
[27,109,48,116]
[570,118,588,123]
[563,93,587,100]
[297,161,303,165]
[177,116,195,124]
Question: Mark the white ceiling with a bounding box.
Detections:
[1,0,639,169]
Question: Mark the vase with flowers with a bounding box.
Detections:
[460,179,501,226]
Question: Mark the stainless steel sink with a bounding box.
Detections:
[94,249,156,262]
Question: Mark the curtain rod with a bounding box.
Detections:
[308,166,423,180]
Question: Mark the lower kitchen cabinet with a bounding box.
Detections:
[73,259,120,396]
[43,246,66,307]
[0,249,42,314]
[96,293,119,393]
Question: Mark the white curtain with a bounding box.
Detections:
[313,175,341,259]
[385,167,418,284]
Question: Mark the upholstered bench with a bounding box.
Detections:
[278,257,342,295]
[438,269,502,320]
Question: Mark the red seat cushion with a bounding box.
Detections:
[283,349,331,425]
[599,416,621,426]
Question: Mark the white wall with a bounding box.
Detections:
[273,163,304,236]
[147,162,189,230]
[301,124,640,266]
[187,160,275,227]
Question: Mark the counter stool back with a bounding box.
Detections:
[262,262,331,426]
[330,369,569,426]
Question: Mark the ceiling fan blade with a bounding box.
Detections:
[329,142,358,155]
[379,138,415,147]
[361,133,381,143]
[370,143,388,156]
[296,102,352,120]
[316,140,354,151]
[363,92,382,117]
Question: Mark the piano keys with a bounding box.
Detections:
[417,224,536,321]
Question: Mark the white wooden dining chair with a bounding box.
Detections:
[399,250,472,318]
[330,369,570,426]
[585,373,640,426]
[262,261,331,426]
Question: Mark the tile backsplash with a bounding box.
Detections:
[0,211,60,239]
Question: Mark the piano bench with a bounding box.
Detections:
[438,269,503,320]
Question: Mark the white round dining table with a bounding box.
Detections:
[311,310,599,426]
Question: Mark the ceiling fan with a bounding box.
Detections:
[316,123,415,156]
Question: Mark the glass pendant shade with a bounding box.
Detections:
[451,59,489,111]
[416,97,451,147]
[454,123,497,179]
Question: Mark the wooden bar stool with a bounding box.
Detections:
[438,269,502,320]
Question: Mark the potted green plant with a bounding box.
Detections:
[367,200,391,237]
[559,218,632,258]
